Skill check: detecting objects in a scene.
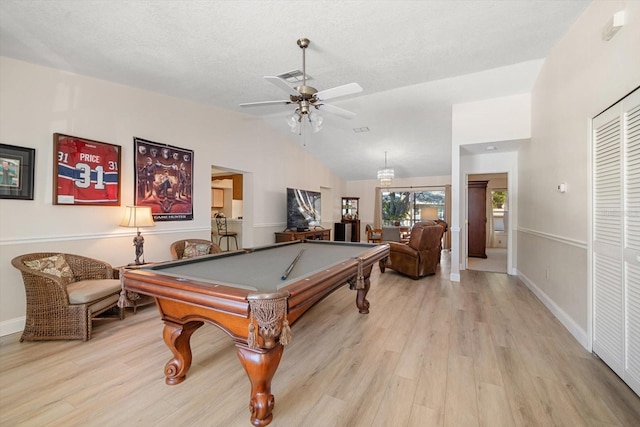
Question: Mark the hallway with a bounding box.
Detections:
[467,247,507,273]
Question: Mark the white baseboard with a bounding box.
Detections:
[0,316,24,338]
[517,269,589,350]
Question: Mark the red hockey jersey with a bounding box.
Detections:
[56,137,119,204]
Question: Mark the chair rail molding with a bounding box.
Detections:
[516,226,587,249]
[0,227,211,246]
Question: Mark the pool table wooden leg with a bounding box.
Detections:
[236,343,284,427]
[162,320,204,385]
[354,264,373,314]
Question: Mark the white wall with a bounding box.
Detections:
[0,57,345,335]
[451,94,531,281]
[519,0,640,349]
[453,93,531,144]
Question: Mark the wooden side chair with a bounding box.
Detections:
[365,224,383,243]
[11,252,123,341]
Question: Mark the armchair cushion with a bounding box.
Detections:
[66,279,121,304]
[183,241,212,259]
[23,254,74,285]
[170,238,222,260]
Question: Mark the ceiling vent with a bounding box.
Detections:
[276,70,313,83]
[353,127,370,133]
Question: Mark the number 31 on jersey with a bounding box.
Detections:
[53,133,121,206]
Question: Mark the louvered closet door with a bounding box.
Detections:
[624,91,640,395]
[593,101,624,376]
[592,87,640,396]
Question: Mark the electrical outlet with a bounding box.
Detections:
[545,268,550,280]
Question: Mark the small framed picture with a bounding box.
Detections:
[0,143,35,200]
[53,133,121,206]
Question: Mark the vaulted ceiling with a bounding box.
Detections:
[0,0,591,180]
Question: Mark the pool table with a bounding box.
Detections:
[122,239,389,426]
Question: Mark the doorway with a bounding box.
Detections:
[467,173,508,273]
[211,165,249,249]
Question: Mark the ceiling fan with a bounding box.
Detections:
[240,38,362,132]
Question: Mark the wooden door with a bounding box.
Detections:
[468,181,488,258]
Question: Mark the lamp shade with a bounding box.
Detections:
[119,206,155,228]
[420,207,439,221]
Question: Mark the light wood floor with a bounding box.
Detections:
[1,254,639,427]
[467,248,507,273]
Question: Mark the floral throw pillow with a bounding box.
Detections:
[23,254,75,284]
[182,241,211,259]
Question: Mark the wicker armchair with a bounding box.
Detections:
[170,239,222,260]
[11,253,123,341]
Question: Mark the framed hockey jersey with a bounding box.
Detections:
[53,133,121,206]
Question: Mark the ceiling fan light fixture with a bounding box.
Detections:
[288,111,301,133]
[377,151,394,186]
[309,111,323,133]
[240,38,361,132]
[287,109,323,134]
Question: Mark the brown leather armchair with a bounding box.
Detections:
[378,222,446,279]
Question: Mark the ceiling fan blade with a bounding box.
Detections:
[264,76,300,97]
[316,103,357,119]
[315,83,363,101]
[240,100,293,107]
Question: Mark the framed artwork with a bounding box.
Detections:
[0,143,35,200]
[53,133,121,206]
[134,137,193,221]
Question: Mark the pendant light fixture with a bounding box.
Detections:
[377,151,394,186]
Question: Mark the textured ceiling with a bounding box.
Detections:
[0,0,591,181]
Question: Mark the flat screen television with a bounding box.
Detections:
[286,187,321,230]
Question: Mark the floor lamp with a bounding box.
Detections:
[420,207,439,221]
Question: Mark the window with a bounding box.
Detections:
[491,190,507,231]
[381,189,445,227]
